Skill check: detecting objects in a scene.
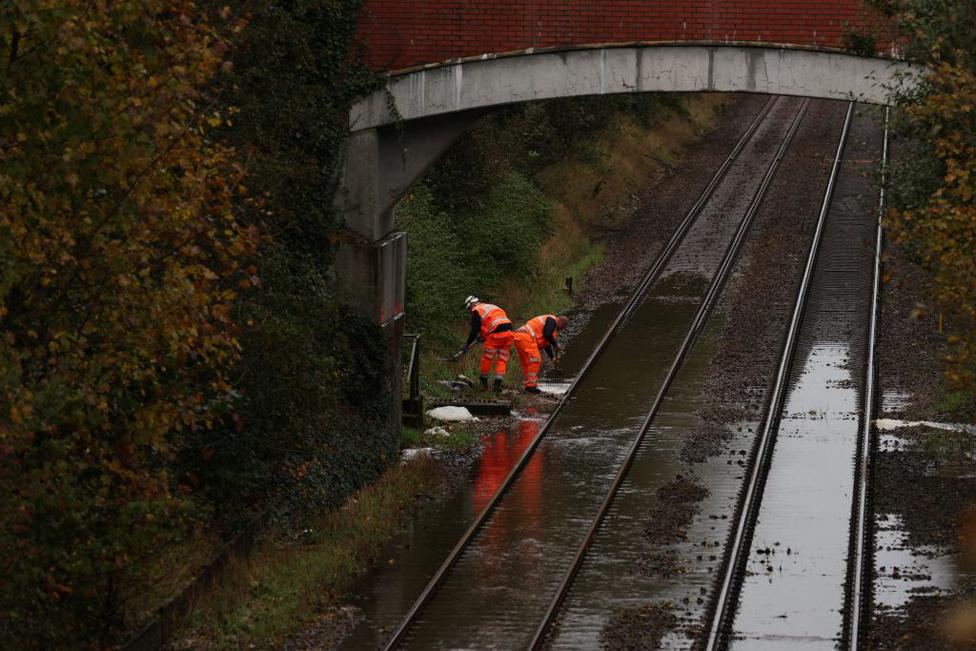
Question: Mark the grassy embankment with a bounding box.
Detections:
[170,93,729,648]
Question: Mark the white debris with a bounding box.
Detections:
[426,406,478,422]
[875,418,976,434]
[401,447,434,463]
[424,426,451,438]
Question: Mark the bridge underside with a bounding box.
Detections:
[350,44,919,132]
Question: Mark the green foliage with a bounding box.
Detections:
[189,0,391,528]
[397,175,550,344]
[184,247,391,526]
[841,24,878,56]
[454,173,553,288]
[0,0,389,645]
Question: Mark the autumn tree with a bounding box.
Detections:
[872,0,976,389]
[0,1,253,645]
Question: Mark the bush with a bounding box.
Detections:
[398,175,551,345]
[184,245,392,526]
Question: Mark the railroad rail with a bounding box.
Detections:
[844,106,890,650]
[702,101,856,651]
[381,95,780,650]
[528,98,812,650]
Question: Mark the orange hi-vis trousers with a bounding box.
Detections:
[512,331,542,388]
[481,330,514,378]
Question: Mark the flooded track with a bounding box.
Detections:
[381,95,817,650]
[539,99,857,650]
[707,104,888,650]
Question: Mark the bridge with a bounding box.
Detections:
[335,1,923,422]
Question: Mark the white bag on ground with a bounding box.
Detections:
[426,406,477,422]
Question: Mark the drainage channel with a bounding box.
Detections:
[704,103,888,650]
[384,95,807,650]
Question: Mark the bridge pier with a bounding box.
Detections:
[336,110,487,434]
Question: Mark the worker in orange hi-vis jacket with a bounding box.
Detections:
[513,314,569,393]
[452,296,515,393]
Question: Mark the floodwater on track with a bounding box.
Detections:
[337,299,623,650]
[545,98,850,650]
[392,96,807,650]
[729,104,885,649]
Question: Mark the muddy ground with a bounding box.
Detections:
[869,240,976,650]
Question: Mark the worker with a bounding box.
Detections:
[453,296,514,392]
[513,314,569,393]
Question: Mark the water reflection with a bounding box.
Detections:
[733,343,858,650]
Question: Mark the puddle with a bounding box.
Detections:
[880,390,913,415]
[732,343,861,649]
[339,417,546,649]
[874,513,960,610]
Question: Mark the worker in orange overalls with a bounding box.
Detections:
[452,296,515,392]
[513,314,569,393]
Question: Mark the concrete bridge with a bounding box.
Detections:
[336,1,923,420]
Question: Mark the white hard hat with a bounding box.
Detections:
[464,295,480,309]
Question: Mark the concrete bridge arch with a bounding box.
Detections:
[335,44,921,326]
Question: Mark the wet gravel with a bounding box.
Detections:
[876,242,954,420]
[868,145,976,648]
[642,476,710,545]
[681,100,849,464]
[600,603,678,650]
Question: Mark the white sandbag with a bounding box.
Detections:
[426,406,477,422]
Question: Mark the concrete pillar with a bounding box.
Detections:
[335,109,487,438]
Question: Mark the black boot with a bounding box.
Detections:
[479,375,489,390]
[524,386,541,394]
[493,378,503,393]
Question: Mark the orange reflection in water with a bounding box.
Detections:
[470,418,546,582]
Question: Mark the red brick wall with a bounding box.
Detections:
[358,0,878,72]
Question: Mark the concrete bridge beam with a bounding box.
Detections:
[350,45,923,132]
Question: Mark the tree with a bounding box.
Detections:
[0,2,253,644]
[874,0,976,387]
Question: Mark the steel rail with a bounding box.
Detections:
[529,97,811,651]
[380,96,778,651]
[703,101,856,651]
[845,105,890,650]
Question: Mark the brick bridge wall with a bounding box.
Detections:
[358,0,884,72]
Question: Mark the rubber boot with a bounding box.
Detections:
[493,378,503,393]
[479,375,489,390]
[524,386,541,394]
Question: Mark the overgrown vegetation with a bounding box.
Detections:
[174,454,445,648]
[874,0,976,392]
[0,1,388,646]
[192,0,391,531]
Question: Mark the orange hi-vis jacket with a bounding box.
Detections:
[520,314,558,349]
[474,303,511,338]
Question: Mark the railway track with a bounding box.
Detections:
[382,95,816,650]
[527,98,811,650]
[844,106,889,651]
[703,103,890,650]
